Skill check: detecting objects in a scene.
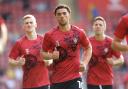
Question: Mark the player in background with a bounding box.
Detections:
[112,13,128,89]
[8,14,50,89]
[112,13,128,51]
[86,16,124,89]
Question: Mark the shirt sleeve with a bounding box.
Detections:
[9,41,21,60]
[42,33,55,52]
[114,17,128,39]
[107,38,121,58]
[79,29,90,48]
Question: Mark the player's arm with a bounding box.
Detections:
[112,36,128,52]
[0,23,8,53]
[40,50,59,66]
[83,43,92,68]
[107,54,124,66]
[8,56,25,67]
[80,43,92,72]
[41,50,59,60]
[41,32,60,60]
[1,23,8,46]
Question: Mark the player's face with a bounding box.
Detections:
[93,20,106,35]
[55,8,70,26]
[23,17,37,33]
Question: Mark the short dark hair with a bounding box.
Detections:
[54,4,71,15]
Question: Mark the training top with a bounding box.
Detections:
[87,36,121,85]
[9,35,49,88]
[43,25,90,83]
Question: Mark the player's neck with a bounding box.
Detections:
[26,31,37,40]
[95,34,106,41]
[59,24,71,32]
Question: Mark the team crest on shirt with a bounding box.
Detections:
[64,31,80,52]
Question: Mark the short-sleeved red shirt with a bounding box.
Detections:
[9,35,49,88]
[87,36,121,85]
[43,25,90,83]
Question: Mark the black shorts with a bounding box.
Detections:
[50,77,83,89]
[23,85,49,89]
[87,84,112,89]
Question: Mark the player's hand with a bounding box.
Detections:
[52,50,59,60]
[107,58,115,65]
[79,62,86,72]
[17,55,25,66]
[44,59,53,66]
